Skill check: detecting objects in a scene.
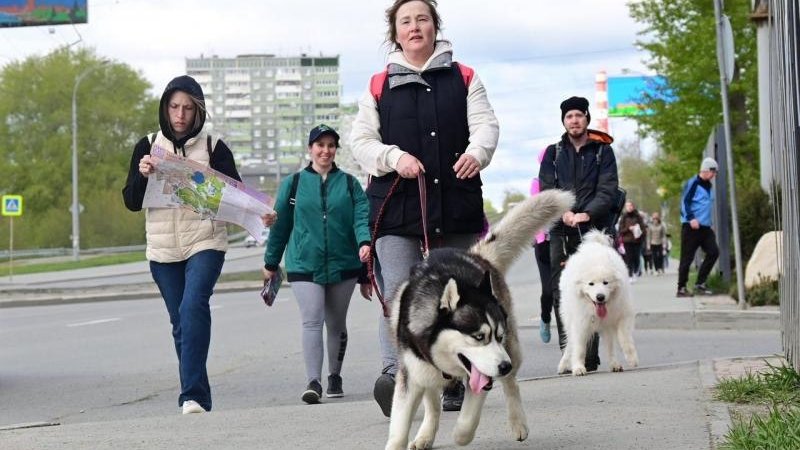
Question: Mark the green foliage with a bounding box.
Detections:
[627,0,760,196]
[717,362,800,449]
[483,199,500,224]
[736,184,776,261]
[0,252,145,275]
[715,362,800,405]
[746,276,780,307]
[502,189,526,213]
[722,407,800,449]
[0,47,158,249]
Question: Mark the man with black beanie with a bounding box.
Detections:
[538,95,620,373]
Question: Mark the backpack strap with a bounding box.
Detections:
[288,172,300,209]
[370,63,474,103]
[346,173,355,205]
[148,133,157,146]
[370,70,389,102]
[207,135,213,160]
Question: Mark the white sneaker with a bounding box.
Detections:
[630,277,637,284]
[182,400,206,415]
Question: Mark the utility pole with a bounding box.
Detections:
[713,0,747,308]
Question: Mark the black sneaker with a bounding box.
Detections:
[373,372,395,417]
[694,283,714,295]
[301,380,322,404]
[676,286,694,298]
[327,374,343,398]
[442,381,465,412]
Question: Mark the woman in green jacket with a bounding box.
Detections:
[263,125,371,404]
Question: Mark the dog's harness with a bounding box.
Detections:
[367,174,431,317]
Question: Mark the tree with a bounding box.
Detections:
[502,189,526,213]
[0,47,158,249]
[628,0,759,196]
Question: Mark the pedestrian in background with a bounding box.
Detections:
[350,0,499,416]
[676,157,720,297]
[122,75,243,415]
[647,212,667,275]
[618,201,647,282]
[263,125,372,404]
[538,95,619,373]
[530,148,553,344]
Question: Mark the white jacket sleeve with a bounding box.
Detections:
[350,86,406,177]
[465,73,499,169]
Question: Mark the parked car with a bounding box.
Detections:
[244,228,270,248]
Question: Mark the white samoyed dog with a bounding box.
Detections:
[557,230,639,376]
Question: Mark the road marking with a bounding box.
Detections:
[67,318,121,328]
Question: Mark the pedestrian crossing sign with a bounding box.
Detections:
[2,195,23,217]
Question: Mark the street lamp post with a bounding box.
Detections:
[71,62,107,261]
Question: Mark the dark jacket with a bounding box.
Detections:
[539,130,619,235]
[367,63,483,237]
[264,164,371,285]
[122,75,240,212]
[618,210,647,244]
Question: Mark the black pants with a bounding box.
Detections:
[534,241,553,323]
[549,233,600,368]
[678,224,720,289]
[623,242,642,277]
[651,244,664,272]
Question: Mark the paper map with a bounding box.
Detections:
[142,145,272,243]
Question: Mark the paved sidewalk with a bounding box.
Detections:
[0,252,783,449]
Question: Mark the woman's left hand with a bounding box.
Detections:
[261,211,277,227]
[453,154,481,179]
[358,245,371,263]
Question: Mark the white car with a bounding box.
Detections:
[244,228,270,247]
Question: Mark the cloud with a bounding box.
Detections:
[0,0,652,208]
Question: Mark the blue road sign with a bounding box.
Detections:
[2,195,23,217]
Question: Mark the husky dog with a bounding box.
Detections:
[384,190,574,450]
[557,230,639,376]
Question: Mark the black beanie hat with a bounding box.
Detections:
[560,96,591,124]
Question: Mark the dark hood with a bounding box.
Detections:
[159,75,206,148]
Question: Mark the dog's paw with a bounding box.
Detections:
[510,420,529,441]
[628,356,639,368]
[610,361,623,372]
[409,436,434,450]
[572,365,587,376]
[452,427,476,446]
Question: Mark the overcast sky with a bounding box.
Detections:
[0,0,652,208]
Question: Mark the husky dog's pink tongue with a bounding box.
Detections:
[596,303,608,318]
[469,365,491,394]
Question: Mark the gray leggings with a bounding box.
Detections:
[375,234,477,374]
[290,279,357,383]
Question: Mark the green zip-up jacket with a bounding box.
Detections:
[264,164,371,285]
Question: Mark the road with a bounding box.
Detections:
[0,248,781,428]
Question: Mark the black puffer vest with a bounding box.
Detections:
[367,63,483,238]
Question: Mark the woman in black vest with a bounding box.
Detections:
[350,0,499,417]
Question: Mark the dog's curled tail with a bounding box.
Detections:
[472,190,575,274]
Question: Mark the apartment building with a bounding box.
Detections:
[185,53,341,173]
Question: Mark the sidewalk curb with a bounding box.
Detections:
[0,282,261,309]
[636,310,780,330]
[699,359,730,450]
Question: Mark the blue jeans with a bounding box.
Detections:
[150,249,225,411]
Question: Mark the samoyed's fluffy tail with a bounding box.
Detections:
[471,190,575,274]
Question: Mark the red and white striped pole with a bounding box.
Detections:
[595,70,610,134]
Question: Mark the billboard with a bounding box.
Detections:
[0,1,87,28]
[607,75,669,117]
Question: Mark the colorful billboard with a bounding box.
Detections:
[607,75,669,117]
[0,0,87,28]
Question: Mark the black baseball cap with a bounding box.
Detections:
[308,124,340,147]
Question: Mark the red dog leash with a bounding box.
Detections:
[367,174,430,317]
